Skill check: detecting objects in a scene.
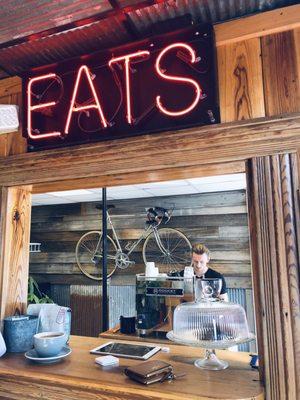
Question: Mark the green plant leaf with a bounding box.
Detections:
[32,294,40,303]
[27,275,54,304]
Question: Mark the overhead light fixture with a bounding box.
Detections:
[48,189,93,197]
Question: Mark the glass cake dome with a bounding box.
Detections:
[167,278,255,370]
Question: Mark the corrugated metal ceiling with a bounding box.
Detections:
[0,0,297,78]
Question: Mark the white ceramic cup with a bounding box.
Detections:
[145,262,158,277]
[33,331,67,357]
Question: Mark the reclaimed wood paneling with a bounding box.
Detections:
[262,30,300,116]
[29,261,251,277]
[30,190,251,282]
[35,273,254,289]
[30,213,248,232]
[247,154,300,400]
[0,186,32,321]
[217,38,265,122]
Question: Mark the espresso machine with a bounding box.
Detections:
[135,273,194,337]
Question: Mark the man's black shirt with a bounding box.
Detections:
[180,267,227,295]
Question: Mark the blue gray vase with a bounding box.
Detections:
[3,315,38,352]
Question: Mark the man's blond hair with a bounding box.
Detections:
[192,243,210,258]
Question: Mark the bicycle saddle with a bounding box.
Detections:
[96,204,115,210]
[146,207,170,224]
[147,206,168,215]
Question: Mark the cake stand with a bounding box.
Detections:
[167,330,255,370]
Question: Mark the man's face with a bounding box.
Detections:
[192,252,209,277]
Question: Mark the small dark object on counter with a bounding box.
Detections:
[124,360,182,385]
[120,316,136,334]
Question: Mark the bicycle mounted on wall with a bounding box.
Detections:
[75,205,192,280]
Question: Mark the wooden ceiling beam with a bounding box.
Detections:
[215,4,300,46]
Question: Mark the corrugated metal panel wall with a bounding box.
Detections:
[228,288,256,352]
[51,284,136,336]
[69,285,103,337]
[109,285,136,328]
[50,285,70,308]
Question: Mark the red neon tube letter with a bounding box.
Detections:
[27,73,61,140]
[109,51,150,125]
[155,43,201,116]
[65,65,108,134]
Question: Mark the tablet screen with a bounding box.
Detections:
[90,342,160,359]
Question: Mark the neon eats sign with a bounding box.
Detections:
[24,25,219,150]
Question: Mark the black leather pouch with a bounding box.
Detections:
[124,360,173,385]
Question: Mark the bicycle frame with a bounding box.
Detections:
[104,210,170,257]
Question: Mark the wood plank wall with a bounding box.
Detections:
[247,154,300,399]
[29,190,251,288]
[217,28,300,122]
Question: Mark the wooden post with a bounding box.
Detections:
[246,154,300,400]
[0,186,32,324]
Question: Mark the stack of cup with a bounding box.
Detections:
[145,262,159,277]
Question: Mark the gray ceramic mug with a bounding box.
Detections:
[33,331,67,357]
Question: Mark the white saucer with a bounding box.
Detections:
[25,346,72,364]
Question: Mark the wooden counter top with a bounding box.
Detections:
[0,335,264,400]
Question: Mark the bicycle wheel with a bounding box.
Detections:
[142,228,192,273]
[75,231,118,280]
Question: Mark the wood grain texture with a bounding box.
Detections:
[294,29,300,177]
[0,77,26,157]
[1,113,300,188]
[262,31,300,116]
[294,28,300,86]
[246,154,300,400]
[288,153,300,398]
[214,4,300,46]
[0,186,32,321]
[217,38,265,122]
[0,335,264,400]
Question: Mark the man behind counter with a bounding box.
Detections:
[181,243,229,301]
